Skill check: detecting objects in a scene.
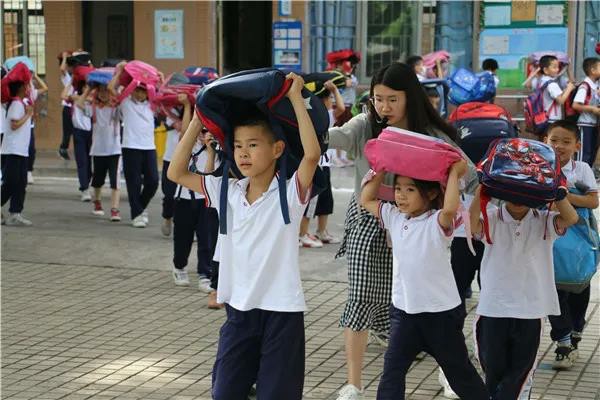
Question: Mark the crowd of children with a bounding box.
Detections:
[2,47,599,400]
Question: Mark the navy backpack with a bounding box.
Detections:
[195,68,330,233]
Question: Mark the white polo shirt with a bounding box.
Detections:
[477,205,564,319]
[120,97,155,150]
[72,103,92,131]
[540,75,564,121]
[379,204,461,314]
[200,171,311,312]
[163,116,180,162]
[562,159,598,193]
[1,100,31,156]
[574,77,599,126]
[89,105,121,156]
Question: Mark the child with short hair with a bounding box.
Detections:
[470,164,579,399]
[168,73,320,399]
[62,80,93,202]
[299,80,345,248]
[538,55,576,124]
[545,120,598,370]
[361,160,488,400]
[1,80,34,226]
[80,84,122,221]
[58,51,74,160]
[109,61,159,228]
[481,58,500,88]
[571,57,600,167]
[406,55,426,81]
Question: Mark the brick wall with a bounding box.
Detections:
[39,1,82,151]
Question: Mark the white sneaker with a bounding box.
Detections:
[161,218,172,237]
[80,189,92,202]
[172,268,190,286]
[6,213,33,226]
[27,171,34,184]
[336,384,363,400]
[198,277,212,293]
[438,368,459,399]
[315,230,341,244]
[141,210,149,225]
[132,215,147,228]
[299,233,323,248]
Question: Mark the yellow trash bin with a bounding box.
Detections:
[154,123,167,160]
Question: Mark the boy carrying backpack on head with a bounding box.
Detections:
[168,73,320,399]
[570,57,600,167]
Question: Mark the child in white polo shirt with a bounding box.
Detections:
[361,161,488,400]
[571,57,600,167]
[1,80,34,226]
[108,61,159,228]
[469,173,578,399]
[538,55,575,126]
[81,84,122,221]
[545,120,599,370]
[168,73,320,399]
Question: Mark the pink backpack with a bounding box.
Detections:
[364,127,464,184]
[116,60,161,107]
[364,127,475,254]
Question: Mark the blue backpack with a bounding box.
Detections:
[195,68,330,234]
[448,68,497,105]
[553,189,599,293]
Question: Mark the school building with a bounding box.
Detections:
[1,1,599,151]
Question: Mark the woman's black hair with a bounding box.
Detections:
[8,81,25,97]
[367,62,457,140]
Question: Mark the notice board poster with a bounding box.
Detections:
[155,10,184,59]
[273,20,302,72]
[479,1,567,88]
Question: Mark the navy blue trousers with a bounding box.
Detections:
[475,316,541,400]
[212,305,305,400]
[121,148,159,219]
[173,197,218,278]
[161,160,177,219]
[1,155,28,213]
[549,286,590,341]
[73,128,92,191]
[377,306,488,400]
[28,128,35,172]
[578,125,599,167]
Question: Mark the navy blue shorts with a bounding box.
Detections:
[212,305,305,400]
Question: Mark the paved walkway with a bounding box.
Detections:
[2,261,598,399]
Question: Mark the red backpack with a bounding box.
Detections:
[1,62,32,104]
[564,81,592,123]
[523,79,558,136]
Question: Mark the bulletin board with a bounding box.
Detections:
[272,20,302,72]
[479,1,568,89]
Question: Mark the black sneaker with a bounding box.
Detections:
[571,332,582,349]
[58,148,70,160]
[552,345,577,370]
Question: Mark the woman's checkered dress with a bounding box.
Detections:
[336,195,393,334]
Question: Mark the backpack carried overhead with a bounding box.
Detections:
[449,102,518,164]
[303,70,347,95]
[155,73,202,121]
[72,65,95,90]
[422,50,450,79]
[448,68,496,105]
[183,66,219,86]
[195,67,330,234]
[553,191,599,293]
[66,51,92,67]
[116,60,162,107]
[4,56,35,72]
[523,79,557,136]
[477,138,566,243]
[86,67,115,87]
[1,62,32,104]
[364,127,464,185]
